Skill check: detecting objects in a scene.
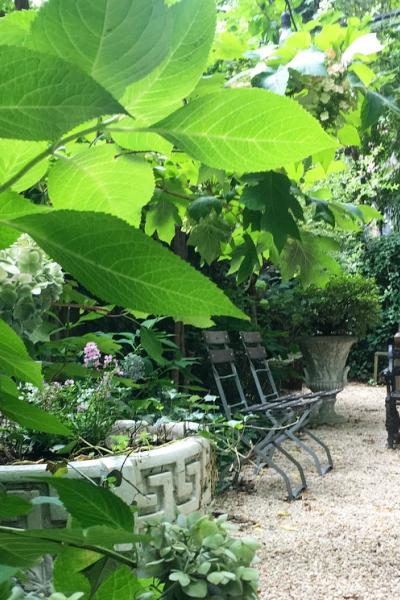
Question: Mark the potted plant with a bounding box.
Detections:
[291,275,381,424]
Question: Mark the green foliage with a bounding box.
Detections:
[139,513,260,599]
[347,234,400,379]
[122,0,216,121]
[0,477,258,600]
[0,319,42,386]
[150,89,336,172]
[0,46,124,141]
[2,211,245,323]
[29,0,172,99]
[242,172,303,251]
[0,234,64,339]
[263,274,381,338]
[48,145,155,228]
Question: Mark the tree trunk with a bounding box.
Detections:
[15,0,29,10]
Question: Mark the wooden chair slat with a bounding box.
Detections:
[209,348,235,364]
[246,346,267,359]
[240,331,262,343]
[203,331,229,344]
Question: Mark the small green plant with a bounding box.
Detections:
[139,512,260,599]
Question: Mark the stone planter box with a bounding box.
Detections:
[0,435,212,530]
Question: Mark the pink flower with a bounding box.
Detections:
[64,379,75,387]
[83,341,101,368]
[103,354,113,368]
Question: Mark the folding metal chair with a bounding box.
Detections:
[203,331,309,500]
[239,331,333,475]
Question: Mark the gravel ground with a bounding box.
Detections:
[217,384,400,600]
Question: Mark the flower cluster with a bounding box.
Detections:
[83,342,102,368]
[0,234,64,338]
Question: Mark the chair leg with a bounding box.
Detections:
[284,430,325,476]
[272,441,307,499]
[302,428,333,474]
[385,395,400,449]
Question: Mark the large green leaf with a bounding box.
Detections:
[29,0,172,99]
[0,531,62,567]
[0,139,49,192]
[54,548,100,600]
[149,89,336,172]
[48,145,154,227]
[0,376,72,435]
[0,320,42,385]
[241,172,303,251]
[188,216,231,265]
[0,46,124,141]
[92,566,146,600]
[122,0,216,122]
[0,10,36,46]
[0,493,32,519]
[36,477,134,531]
[0,210,245,322]
[111,117,173,155]
[145,193,182,244]
[279,232,340,287]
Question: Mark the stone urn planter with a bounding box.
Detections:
[299,336,357,425]
[0,429,212,531]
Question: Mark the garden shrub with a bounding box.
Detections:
[348,234,400,380]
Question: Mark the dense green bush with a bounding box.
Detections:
[139,512,260,599]
[261,274,381,339]
[348,234,400,379]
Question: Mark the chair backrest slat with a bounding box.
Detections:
[209,348,235,364]
[247,345,267,360]
[203,331,229,344]
[240,331,280,402]
[203,330,249,419]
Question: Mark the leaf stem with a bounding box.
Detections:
[0,524,137,568]
[0,117,120,194]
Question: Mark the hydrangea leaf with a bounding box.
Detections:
[0,376,71,435]
[0,320,42,386]
[0,139,49,192]
[0,192,47,248]
[29,0,172,99]
[48,145,155,227]
[0,46,124,141]
[1,210,246,323]
[34,477,134,531]
[111,117,172,155]
[0,10,36,46]
[149,89,337,172]
[92,566,146,600]
[122,0,216,122]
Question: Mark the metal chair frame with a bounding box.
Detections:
[383,343,400,448]
[239,331,333,476]
[203,331,310,500]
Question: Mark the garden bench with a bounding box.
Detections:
[203,331,332,500]
[383,335,400,448]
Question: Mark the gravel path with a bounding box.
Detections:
[217,384,400,600]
